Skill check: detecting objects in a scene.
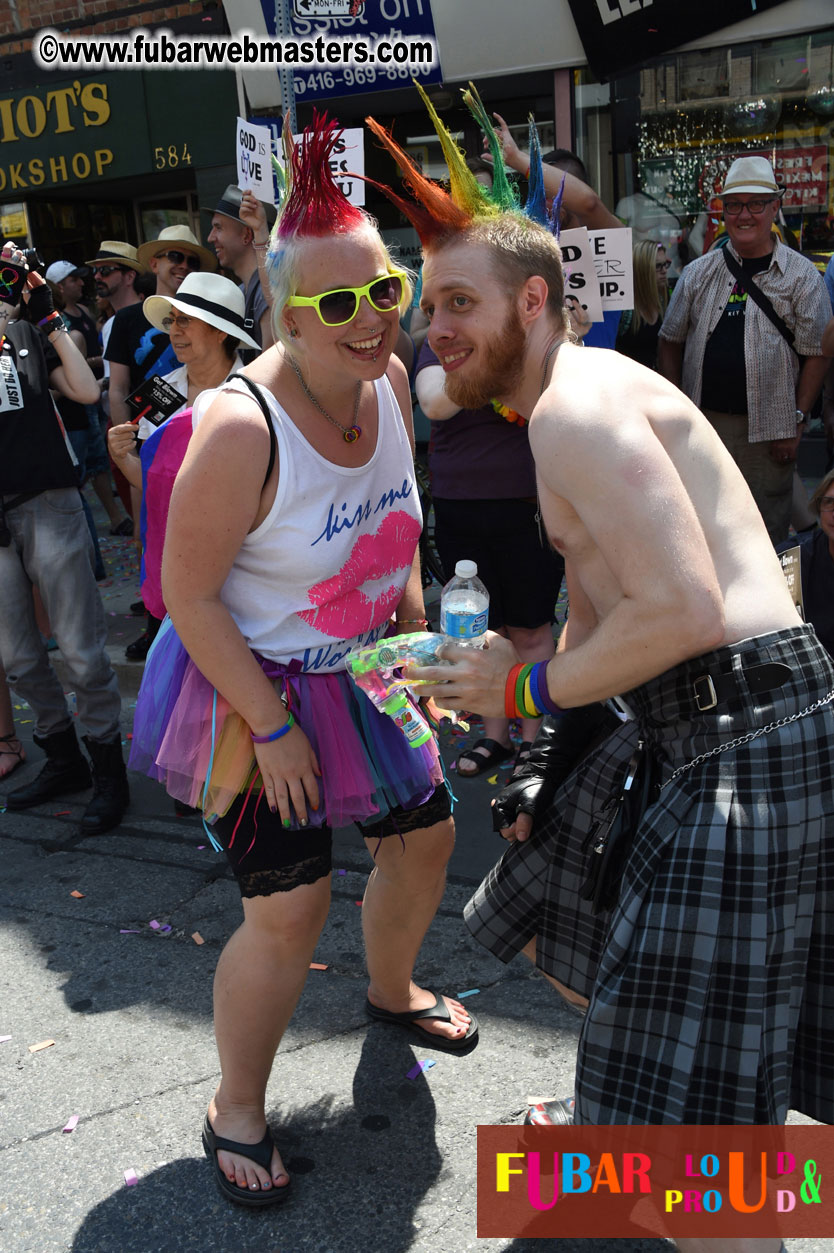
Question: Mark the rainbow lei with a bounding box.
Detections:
[490,398,527,427]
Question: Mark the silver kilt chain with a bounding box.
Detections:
[661,687,834,790]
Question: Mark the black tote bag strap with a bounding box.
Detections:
[722,248,796,350]
[227,372,277,487]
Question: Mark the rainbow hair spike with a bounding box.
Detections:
[363,115,473,246]
[274,110,365,242]
[365,82,558,248]
[460,84,519,214]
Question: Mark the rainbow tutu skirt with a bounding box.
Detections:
[129,616,444,834]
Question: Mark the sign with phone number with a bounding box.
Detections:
[259,0,442,101]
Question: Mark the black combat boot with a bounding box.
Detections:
[80,734,130,835]
[5,725,91,810]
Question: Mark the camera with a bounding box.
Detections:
[23,248,44,274]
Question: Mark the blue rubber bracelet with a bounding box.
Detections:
[250,712,295,743]
[531,661,563,718]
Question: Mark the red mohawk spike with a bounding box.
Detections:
[278,110,365,241]
[364,116,471,245]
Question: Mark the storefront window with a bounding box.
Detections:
[576,27,834,276]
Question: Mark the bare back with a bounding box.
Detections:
[530,344,798,668]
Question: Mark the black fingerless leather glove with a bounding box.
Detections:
[491,702,620,834]
[26,281,55,324]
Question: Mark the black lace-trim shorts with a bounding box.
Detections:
[212,783,452,899]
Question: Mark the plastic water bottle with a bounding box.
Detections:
[440,560,489,649]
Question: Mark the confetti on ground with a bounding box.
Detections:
[53,810,71,817]
[70,890,85,899]
[119,929,140,934]
[0,1035,12,1043]
[457,989,480,999]
[28,1039,55,1053]
[191,932,205,945]
[449,761,457,771]
[337,869,346,876]
[63,1115,79,1133]
[149,920,161,930]
[486,774,498,785]
[309,962,328,971]
[355,901,363,907]
[123,1168,139,1186]
[406,1059,437,1080]
[197,845,207,850]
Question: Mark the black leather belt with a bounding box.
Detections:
[692,662,793,711]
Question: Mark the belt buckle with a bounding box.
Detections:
[693,674,717,711]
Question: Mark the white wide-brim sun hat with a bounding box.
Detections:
[144,271,262,352]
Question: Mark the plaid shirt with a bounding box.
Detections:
[659,238,830,442]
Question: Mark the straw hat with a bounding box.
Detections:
[143,271,261,351]
[719,156,783,198]
[136,225,217,272]
[85,241,147,273]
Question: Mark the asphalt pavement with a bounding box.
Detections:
[0,501,827,1253]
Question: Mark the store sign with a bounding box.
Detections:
[698,147,829,210]
[0,76,151,194]
[260,0,442,102]
[567,0,791,81]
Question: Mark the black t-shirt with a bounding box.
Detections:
[105,302,177,390]
[700,252,771,414]
[0,321,77,494]
[64,304,99,357]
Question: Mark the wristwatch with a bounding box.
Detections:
[796,409,809,425]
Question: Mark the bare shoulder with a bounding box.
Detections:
[186,386,271,477]
[528,347,693,490]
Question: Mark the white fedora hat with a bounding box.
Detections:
[143,272,261,351]
[136,225,217,272]
[719,156,783,198]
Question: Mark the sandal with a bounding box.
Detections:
[366,989,479,1052]
[511,740,534,779]
[456,738,512,778]
[201,1114,291,1208]
[0,734,26,783]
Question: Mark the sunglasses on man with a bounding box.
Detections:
[94,265,129,277]
[160,250,201,270]
[286,271,406,327]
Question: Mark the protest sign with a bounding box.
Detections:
[236,117,275,204]
[558,228,604,322]
[587,227,633,311]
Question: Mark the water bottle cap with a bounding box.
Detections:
[454,560,478,579]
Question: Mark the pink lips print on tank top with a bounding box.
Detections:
[298,509,422,638]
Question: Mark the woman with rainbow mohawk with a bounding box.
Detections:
[132,112,475,1208]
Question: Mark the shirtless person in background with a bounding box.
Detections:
[413,215,834,1253]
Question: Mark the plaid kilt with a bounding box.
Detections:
[464,624,834,1125]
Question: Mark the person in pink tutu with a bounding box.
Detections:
[129,116,475,1208]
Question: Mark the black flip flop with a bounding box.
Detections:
[202,1114,291,1207]
[456,737,512,778]
[366,989,479,1052]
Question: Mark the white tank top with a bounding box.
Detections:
[192,374,422,672]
